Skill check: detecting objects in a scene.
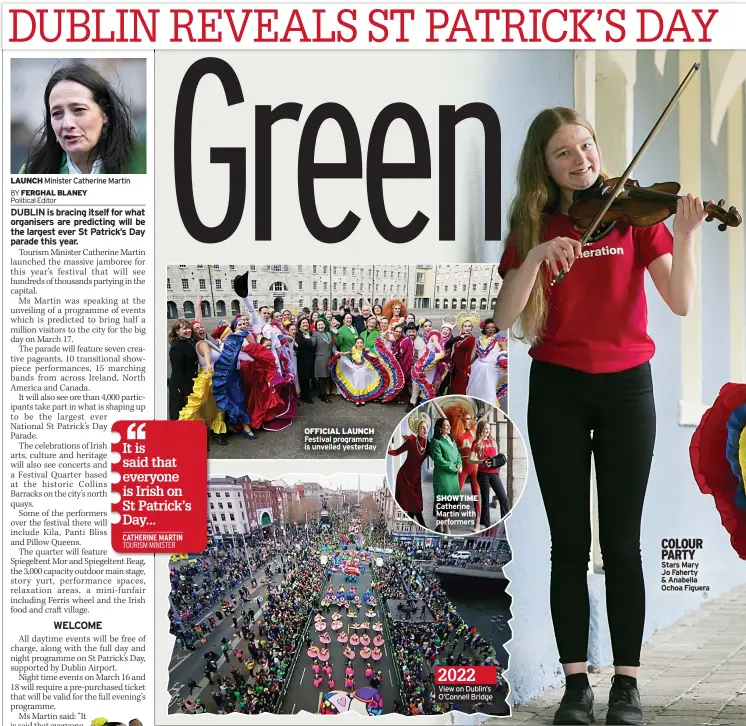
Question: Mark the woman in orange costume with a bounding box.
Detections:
[382,298,408,329]
[433,398,491,531]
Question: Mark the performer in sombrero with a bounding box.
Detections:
[178,320,228,445]
[387,411,431,527]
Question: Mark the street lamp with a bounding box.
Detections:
[241,531,253,579]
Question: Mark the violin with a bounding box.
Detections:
[551,62,742,286]
[569,176,742,233]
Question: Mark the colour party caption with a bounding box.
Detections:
[433,666,500,704]
[111,421,206,553]
[304,427,377,453]
[661,538,709,594]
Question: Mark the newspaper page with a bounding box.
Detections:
[3,4,746,726]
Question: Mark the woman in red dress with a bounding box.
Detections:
[387,412,430,527]
[435,399,491,532]
[448,312,480,395]
[240,335,286,431]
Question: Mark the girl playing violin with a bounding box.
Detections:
[494,107,707,726]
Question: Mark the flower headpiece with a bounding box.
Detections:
[407,411,430,435]
[456,311,481,329]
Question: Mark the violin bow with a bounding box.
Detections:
[551,61,701,286]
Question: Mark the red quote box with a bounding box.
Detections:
[111,420,207,554]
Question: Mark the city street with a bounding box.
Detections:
[167,561,284,711]
[279,567,399,714]
[165,499,509,718]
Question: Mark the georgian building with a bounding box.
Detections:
[166,264,501,319]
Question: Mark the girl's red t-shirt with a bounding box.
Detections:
[498,212,673,374]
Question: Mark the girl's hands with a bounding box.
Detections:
[673,193,707,238]
[529,236,583,277]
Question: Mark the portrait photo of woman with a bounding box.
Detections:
[11,58,146,174]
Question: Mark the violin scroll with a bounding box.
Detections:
[705,199,742,232]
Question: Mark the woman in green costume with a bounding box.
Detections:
[359,314,381,351]
[428,417,462,534]
[332,312,358,353]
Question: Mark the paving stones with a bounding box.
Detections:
[512,583,746,724]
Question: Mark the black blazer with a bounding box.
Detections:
[169,339,198,396]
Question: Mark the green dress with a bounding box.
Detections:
[334,324,358,353]
[429,435,461,496]
[360,328,381,352]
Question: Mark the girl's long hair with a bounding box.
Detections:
[506,107,602,343]
[473,420,494,455]
[24,62,136,174]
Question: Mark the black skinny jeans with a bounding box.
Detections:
[527,360,656,667]
[477,472,509,526]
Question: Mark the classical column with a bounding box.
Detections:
[727,87,745,382]
[678,50,703,424]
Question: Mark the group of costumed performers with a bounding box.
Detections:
[168,277,508,442]
[389,402,509,533]
[168,284,298,445]
[306,581,384,694]
[410,312,508,411]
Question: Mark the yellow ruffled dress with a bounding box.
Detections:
[179,344,227,434]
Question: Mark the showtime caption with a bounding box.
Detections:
[435,494,478,527]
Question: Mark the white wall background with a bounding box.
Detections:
[503,49,746,704]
